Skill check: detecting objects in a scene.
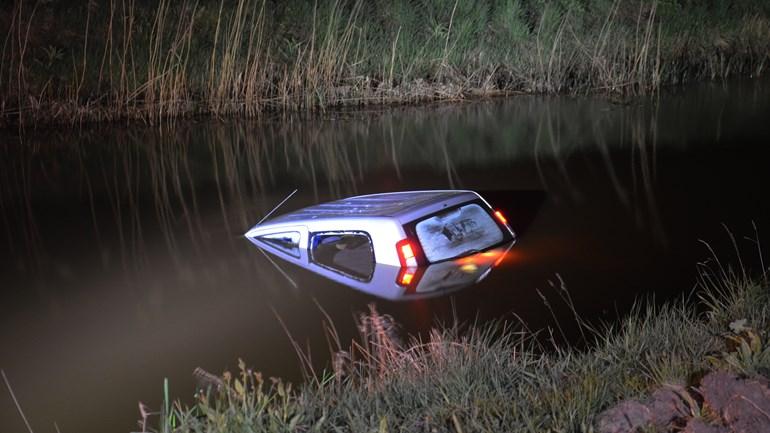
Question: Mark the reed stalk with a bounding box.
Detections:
[0,0,768,126]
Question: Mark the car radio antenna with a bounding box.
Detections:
[256,189,298,225]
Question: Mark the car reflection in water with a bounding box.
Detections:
[246,235,514,300]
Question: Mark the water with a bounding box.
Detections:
[2,77,770,433]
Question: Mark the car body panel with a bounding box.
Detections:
[246,235,514,300]
[245,190,513,267]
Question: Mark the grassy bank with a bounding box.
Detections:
[148,264,770,432]
[2,0,769,126]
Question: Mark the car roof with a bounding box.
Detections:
[265,190,479,224]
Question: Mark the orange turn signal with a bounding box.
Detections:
[494,210,508,225]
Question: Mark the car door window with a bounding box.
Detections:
[257,231,301,257]
[310,232,375,281]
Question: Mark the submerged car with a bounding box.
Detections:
[244,190,516,299]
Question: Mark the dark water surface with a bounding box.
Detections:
[2,78,770,433]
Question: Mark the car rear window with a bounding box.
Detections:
[415,203,503,262]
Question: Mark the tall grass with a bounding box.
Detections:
[1,0,769,126]
[148,262,770,432]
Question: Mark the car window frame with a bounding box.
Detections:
[256,231,302,258]
[402,199,513,264]
[308,230,376,282]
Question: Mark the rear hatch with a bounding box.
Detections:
[404,199,514,264]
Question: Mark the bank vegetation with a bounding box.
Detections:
[2,0,769,126]
[147,258,770,433]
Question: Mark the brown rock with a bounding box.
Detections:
[598,372,770,433]
[701,371,741,415]
[699,371,770,433]
[597,400,652,433]
[682,418,729,433]
[722,378,770,433]
[597,386,692,433]
[648,387,691,427]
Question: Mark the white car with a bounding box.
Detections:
[244,190,516,299]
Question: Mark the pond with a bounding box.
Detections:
[1,77,770,433]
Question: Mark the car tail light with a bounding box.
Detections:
[398,267,416,285]
[396,239,418,268]
[396,266,425,289]
[494,210,508,226]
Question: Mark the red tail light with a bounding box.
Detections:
[396,239,418,268]
[396,266,425,289]
[398,268,416,285]
[494,210,508,226]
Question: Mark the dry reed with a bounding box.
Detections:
[0,0,768,127]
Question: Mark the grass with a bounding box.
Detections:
[1,0,769,126]
[144,257,770,432]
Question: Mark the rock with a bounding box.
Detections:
[597,387,691,433]
[648,386,691,427]
[599,371,770,433]
[701,371,741,415]
[700,371,770,433]
[722,378,770,433]
[597,400,652,433]
[682,418,729,433]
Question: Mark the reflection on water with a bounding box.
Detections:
[1,78,770,433]
[1,98,664,270]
